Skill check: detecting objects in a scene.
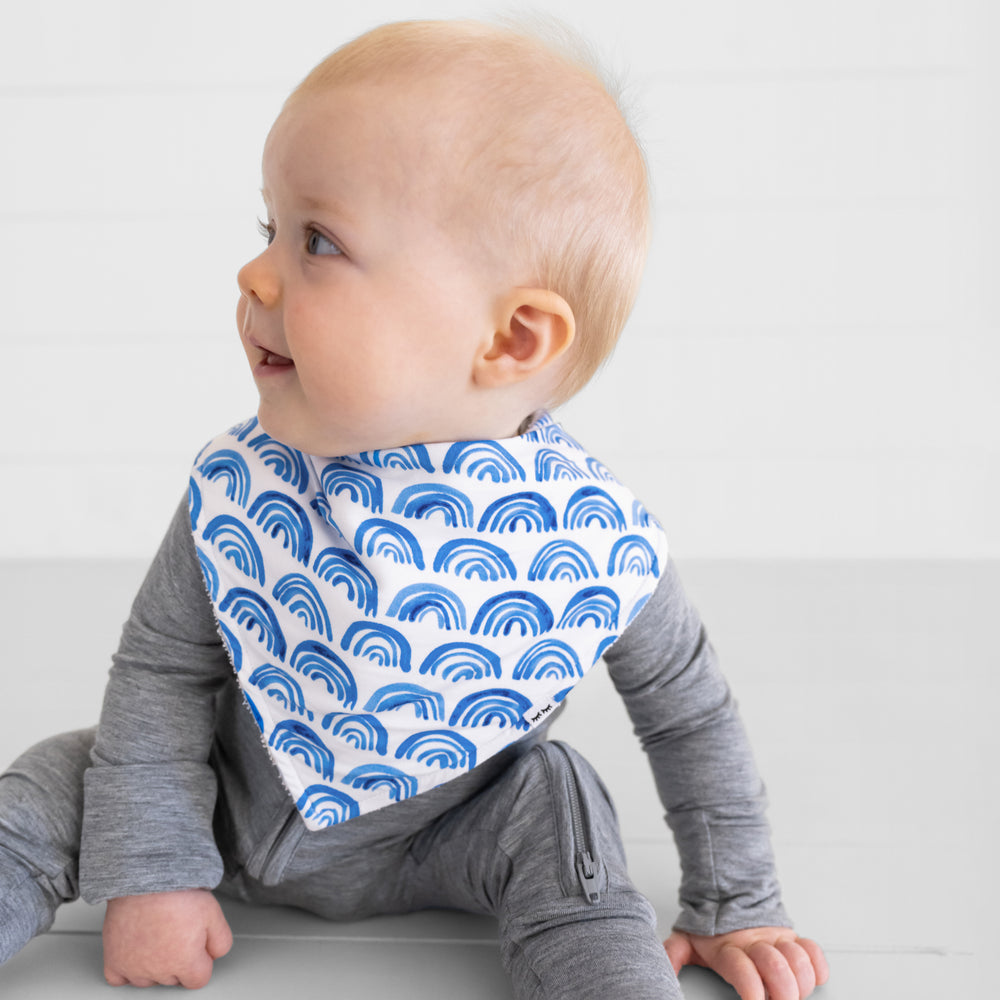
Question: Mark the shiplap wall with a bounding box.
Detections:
[1,0,995,559]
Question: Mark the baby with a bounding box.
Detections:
[0,19,828,999]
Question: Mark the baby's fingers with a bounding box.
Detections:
[709,941,800,1000]
[748,941,807,1000]
[706,944,768,1000]
[774,939,818,996]
[734,939,823,1000]
[797,936,830,986]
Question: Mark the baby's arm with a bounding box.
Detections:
[78,499,236,985]
[603,559,827,998]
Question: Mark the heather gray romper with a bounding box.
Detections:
[0,501,789,998]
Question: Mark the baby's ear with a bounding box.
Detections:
[475,289,576,388]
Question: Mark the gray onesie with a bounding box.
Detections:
[0,496,788,998]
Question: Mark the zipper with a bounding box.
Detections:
[552,741,601,905]
[249,805,303,885]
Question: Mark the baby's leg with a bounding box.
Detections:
[407,740,680,1000]
[0,728,93,963]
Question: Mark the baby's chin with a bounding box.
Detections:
[252,407,364,459]
[253,407,315,454]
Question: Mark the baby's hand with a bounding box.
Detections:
[102,888,233,989]
[664,926,828,1000]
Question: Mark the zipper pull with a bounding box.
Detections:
[576,850,601,904]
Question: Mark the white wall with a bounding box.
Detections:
[1,0,995,559]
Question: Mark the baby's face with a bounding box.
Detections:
[236,84,503,457]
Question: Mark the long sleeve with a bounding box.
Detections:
[79,498,232,903]
[603,557,791,936]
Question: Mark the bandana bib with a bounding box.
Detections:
[189,412,666,830]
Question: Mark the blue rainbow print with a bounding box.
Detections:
[321,712,389,755]
[522,418,580,450]
[196,547,220,602]
[340,621,412,673]
[312,548,378,617]
[197,450,252,507]
[631,498,655,528]
[219,587,287,660]
[364,683,445,722]
[534,448,585,482]
[477,492,558,534]
[243,690,264,731]
[342,764,418,803]
[558,586,621,630]
[247,434,310,494]
[309,496,343,536]
[391,483,474,528]
[203,515,266,585]
[229,415,259,441]
[296,784,359,827]
[249,491,313,565]
[269,720,335,780]
[357,444,434,473]
[563,486,627,531]
[594,634,619,663]
[193,409,667,829]
[354,518,425,569]
[585,456,616,483]
[433,538,517,582]
[249,664,313,719]
[218,621,243,674]
[272,573,333,641]
[320,463,384,513]
[608,534,660,577]
[387,583,467,630]
[527,539,599,583]
[626,593,652,627]
[395,730,477,770]
[289,640,358,709]
[512,638,584,681]
[418,642,502,682]
[188,478,202,531]
[448,689,532,731]
[471,591,554,638]
[442,440,526,483]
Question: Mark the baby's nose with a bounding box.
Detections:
[237,250,281,307]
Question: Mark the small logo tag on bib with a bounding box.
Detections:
[523,701,559,726]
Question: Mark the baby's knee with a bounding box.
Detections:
[0,728,97,966]
[0,728,94,870]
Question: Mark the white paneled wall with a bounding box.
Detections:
[1,0,995,558]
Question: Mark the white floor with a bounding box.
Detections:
[0,559,993,996]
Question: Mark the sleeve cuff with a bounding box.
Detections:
[666,806,791,936]
[79,762,224,903]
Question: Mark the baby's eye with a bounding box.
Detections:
[306,229,342,256]
[257,218,275,245]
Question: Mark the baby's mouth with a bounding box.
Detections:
[245,332,294,372]
[261,348,294,368]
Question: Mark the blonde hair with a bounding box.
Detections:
[290,19,650,405]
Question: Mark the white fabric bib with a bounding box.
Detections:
[189,413,666,830]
